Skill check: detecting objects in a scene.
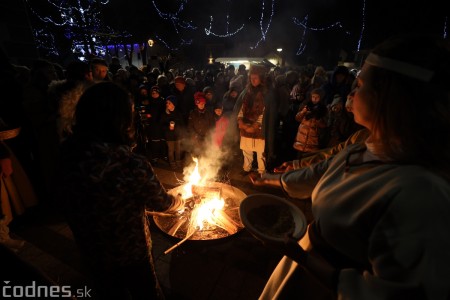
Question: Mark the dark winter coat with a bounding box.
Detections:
[160,109,185,141]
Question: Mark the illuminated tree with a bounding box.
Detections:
[25,0,131,60]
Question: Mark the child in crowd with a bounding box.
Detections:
[160,95,184,169]
[212,102,230,149]
[188,92,215,159]
[146,86,166,163]
[203,86,216,112]
[293,88,328,157]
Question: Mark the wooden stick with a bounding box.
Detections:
[168,216,187,236]
[211,211,238,234]
[164,228,197,255]
[146,211,178,217]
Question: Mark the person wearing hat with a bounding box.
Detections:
[160,95,185,169]
[171,75,195,124]
[137,84,150,106]
[187,92,215,159]
[90,57,110,82]
[322,65,352,106]
[202,86,216,112]
[134,84,152,155]
[293,88,328,156]
[144,86,166,163]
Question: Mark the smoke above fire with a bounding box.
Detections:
[182,129,233,185]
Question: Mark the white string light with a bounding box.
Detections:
[292,14,344,55]
[155,34,192,51]
[32,28,60,56]
[250,0,276,49]
[356,0,366,52]
[152,0,197,35]
[204,15,245,37]
[443,16,448,39]
[25,0,131,58]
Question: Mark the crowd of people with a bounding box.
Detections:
[0,32,449,299]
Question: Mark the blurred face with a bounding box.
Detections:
[250,74,261,87]
[352,64,375,131]
[92,64,108,80]
[151,90,160,99]
[175,82,186,92]
[311,93,321,104]
[140,89,148,97]
[85,71,93,82]
[197,102,206,110]
[166,100,175,111]
[214,108,223,116]
[205,92,213,100]
[230,90,238,98]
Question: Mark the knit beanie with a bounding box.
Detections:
[194,92,206,105]
[166,95,177,106]
[151,85,160,93]
[203,86,214,94]
[174,76,186,84]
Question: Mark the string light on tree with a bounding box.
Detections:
[250,0,276,49]
[32,28,60,56]
[24,0,131,58]
[155,34,192,51]
[292,15,344,55]
[443,16,448,39]
[204,15,245,37]
[356,0,366,52]
[152,0,197,35]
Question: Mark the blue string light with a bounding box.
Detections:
[25,0,131,58]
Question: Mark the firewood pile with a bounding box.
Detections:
[152,182,246,241]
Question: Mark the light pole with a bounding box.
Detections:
[276,48,284,67]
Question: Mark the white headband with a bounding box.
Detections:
[365,53,434,82]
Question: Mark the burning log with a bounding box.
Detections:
[153,182,247,241]
[192,185,222,200]
[211,210,240,235]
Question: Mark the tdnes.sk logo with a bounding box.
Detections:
[1,281,92,298]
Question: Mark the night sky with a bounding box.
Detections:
[27,0,447,68]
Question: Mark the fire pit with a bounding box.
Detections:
[153,181,246,241]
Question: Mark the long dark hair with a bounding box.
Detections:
[73,82,133,145]
[368,34,450,180]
